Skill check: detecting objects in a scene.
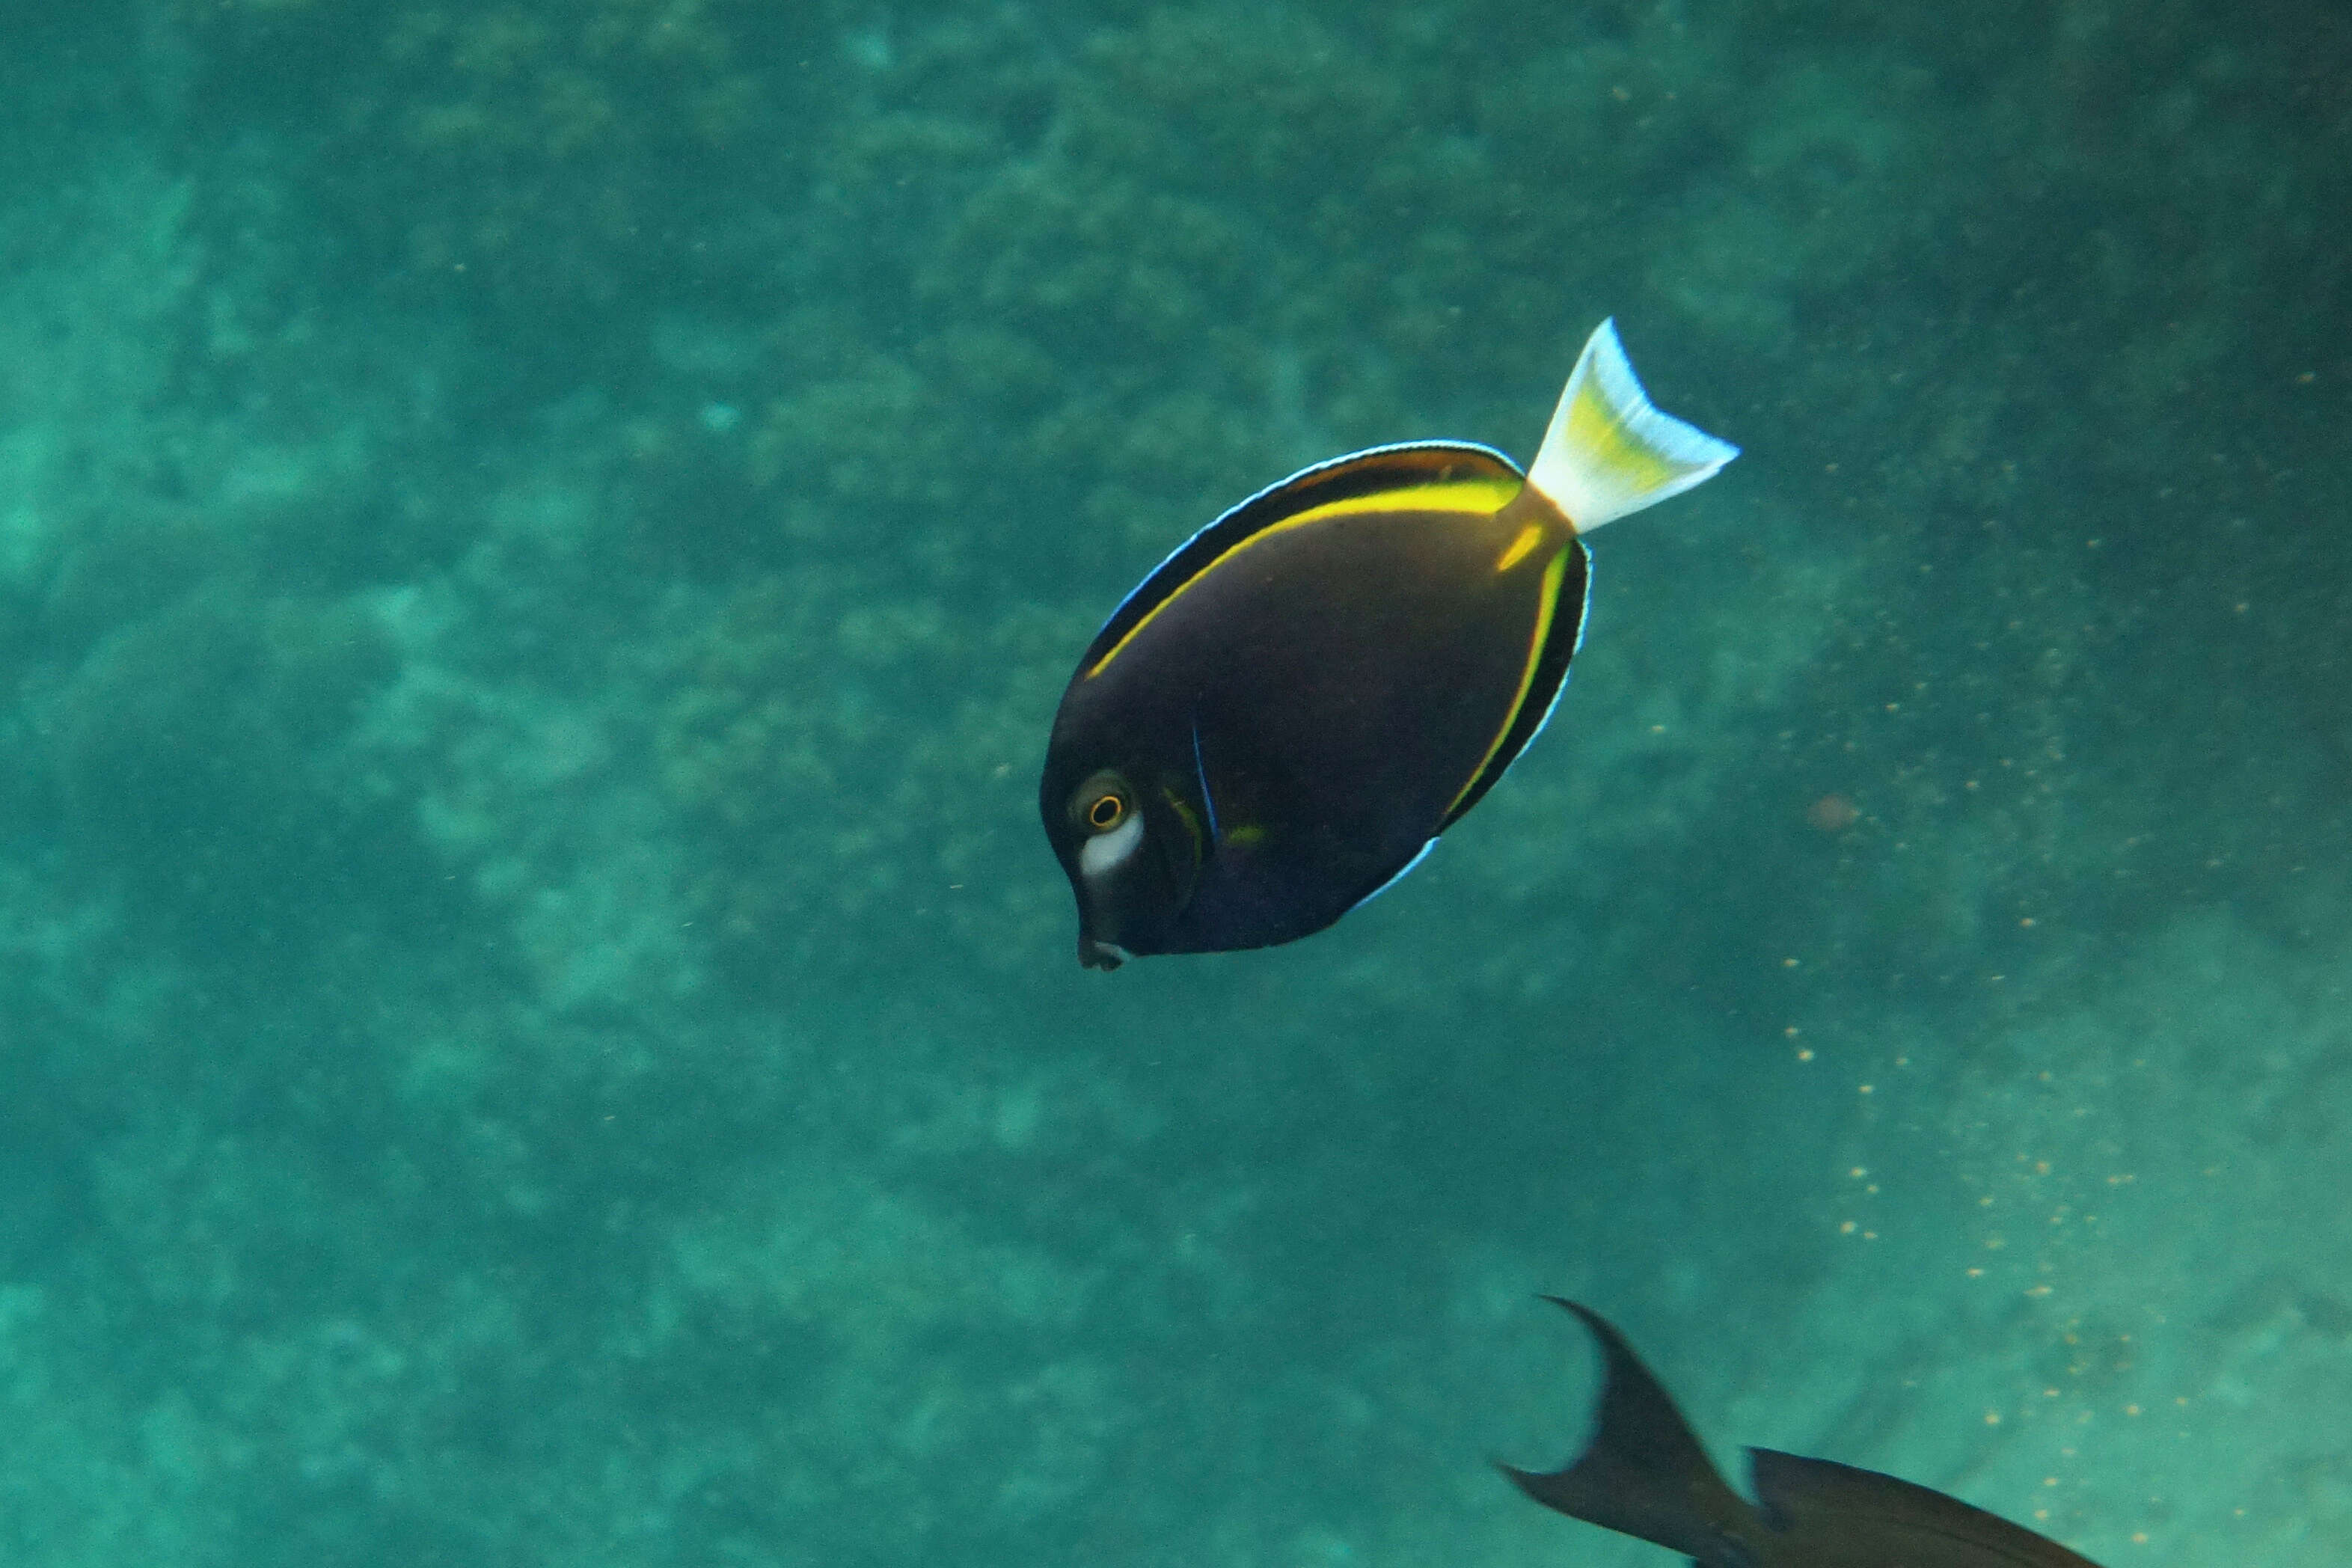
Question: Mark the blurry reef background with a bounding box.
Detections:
[1,1,2348,1564]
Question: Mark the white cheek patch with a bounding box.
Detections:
[1080,812,1144,880]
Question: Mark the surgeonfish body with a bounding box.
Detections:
[1039,321,1737,970]
[1503,1298,2111,1568]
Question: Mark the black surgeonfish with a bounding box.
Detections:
[1504,1299,2110,1567]
[1040,321,1737,969]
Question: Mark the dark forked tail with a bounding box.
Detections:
[1498,1297,1758,1565]
[1503,1298,2113,1567]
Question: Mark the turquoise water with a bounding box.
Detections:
[1,3,2346,1563]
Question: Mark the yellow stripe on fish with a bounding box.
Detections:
[1084,469,1523,682]
[1041,321,1737,969]
[1448,544,1572,818]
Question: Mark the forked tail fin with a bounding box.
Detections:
[1526,320,1739,533]
[1499,1298,1757,1562]
[1504,1299,2116,1568]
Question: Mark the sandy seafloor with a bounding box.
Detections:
[0,2,2347,1564]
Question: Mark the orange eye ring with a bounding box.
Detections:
[1086,793,1127,831]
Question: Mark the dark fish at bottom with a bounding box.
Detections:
[1504,1299,2109,1567]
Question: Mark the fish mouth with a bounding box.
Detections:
[1079,937,1132,971]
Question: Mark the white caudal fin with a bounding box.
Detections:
[1525,319,1738,533]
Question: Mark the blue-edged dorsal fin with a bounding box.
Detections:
[1079,441,1524,679]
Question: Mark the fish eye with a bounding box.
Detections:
[1069,771,1133,835]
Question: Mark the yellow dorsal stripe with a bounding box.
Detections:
[1085,472,1522,680]
[1445,544,1569,817]
[1273,474,1522,531]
